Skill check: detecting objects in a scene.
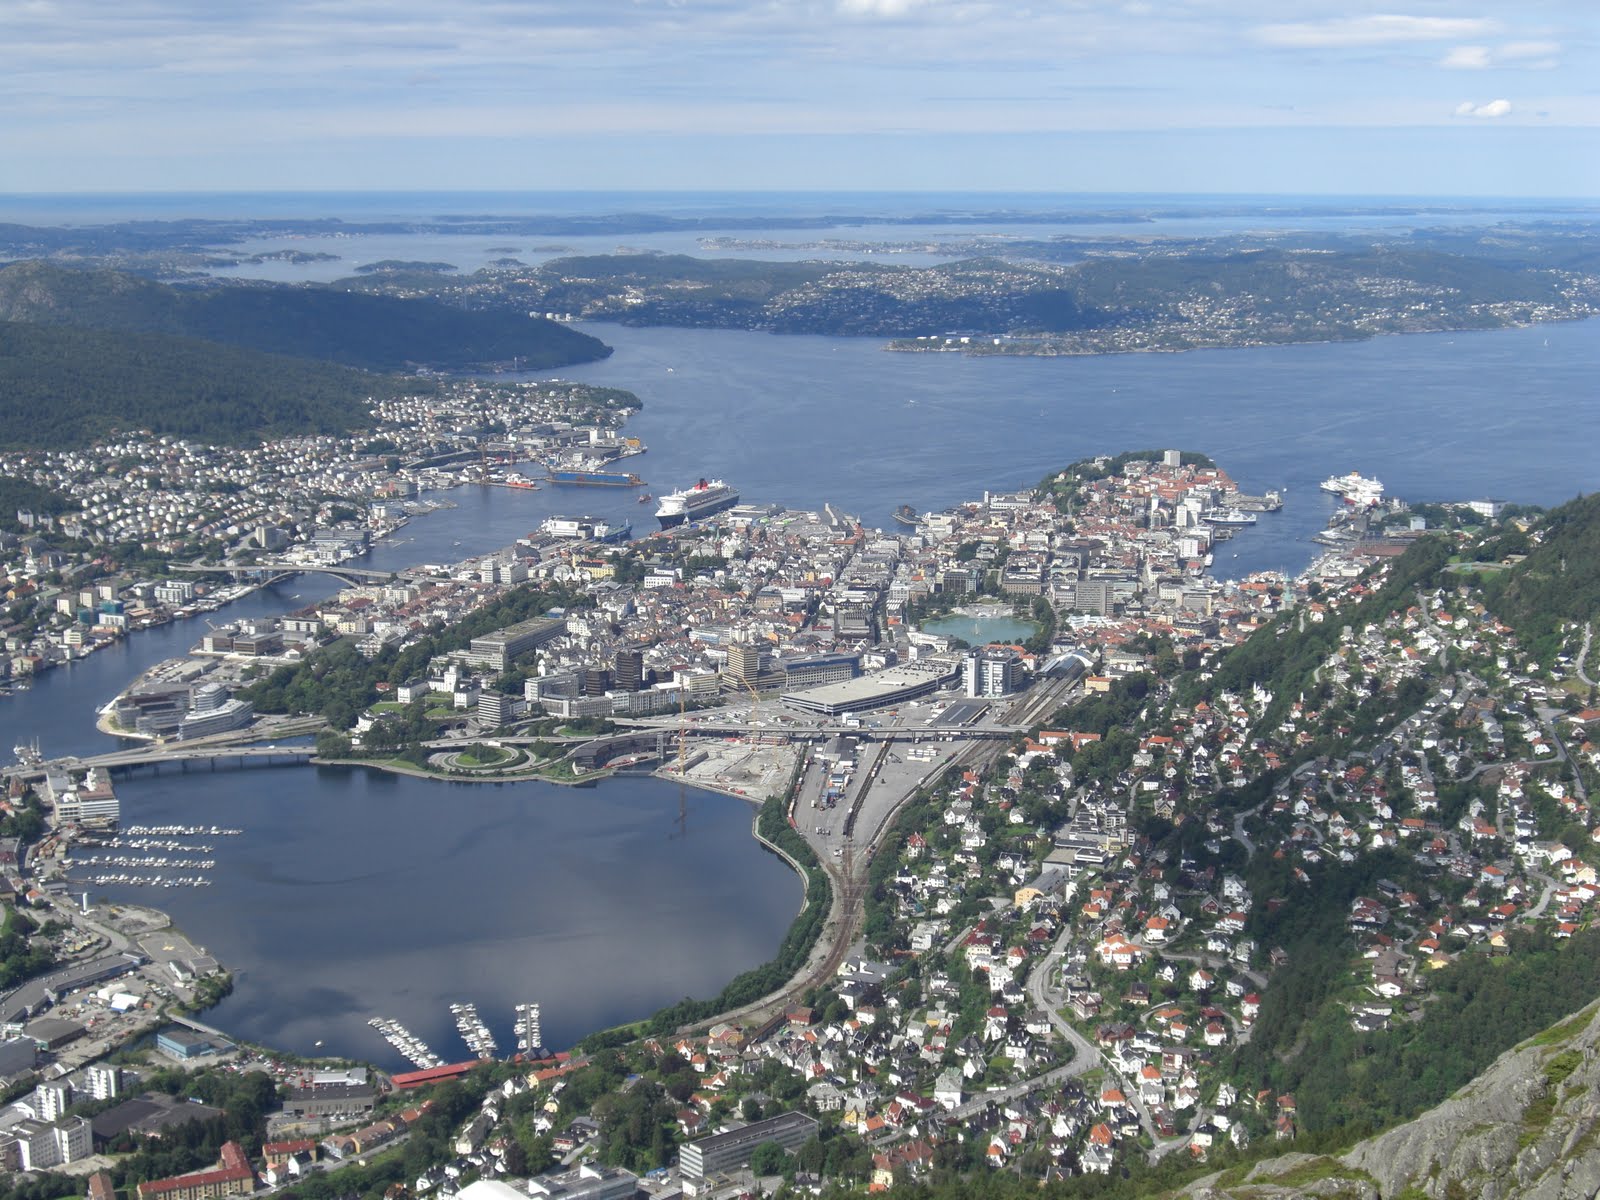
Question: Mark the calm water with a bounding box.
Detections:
[73,769,796,1068]
[923,613,1042,645]
[5,190,1591,278]
[5,215,1598,1062]
[550,316,1600,581]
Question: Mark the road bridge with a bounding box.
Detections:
[5,719,326,783]
[617,718,1017,741]
[167,560,426,588]
[8,745,315,782]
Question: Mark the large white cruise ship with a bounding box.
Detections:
[1320,471,1385,507]
[655,478,739,529]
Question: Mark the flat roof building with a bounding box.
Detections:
[780,658,960,718]
[679,1112,817,1193]
[282,1080,377,1118]
[465,617,565,671]
[525,1163,640,1200]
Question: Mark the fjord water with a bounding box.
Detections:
[93,768,801,1068]
[7,288,1598,1064]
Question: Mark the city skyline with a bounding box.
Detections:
[5,0,1598,197]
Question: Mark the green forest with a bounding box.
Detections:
[0,261,610,372]
[0,320,382,448]
[1482,490,1600,654]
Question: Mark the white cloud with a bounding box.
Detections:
[1453,98,1513,117]
[1441,45,1492,69]
[1442,40,1560,69]
[1255,15,1499,49]
[836,0,932,15]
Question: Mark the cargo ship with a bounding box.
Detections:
[656,479,739,529]
[546,468,644,487]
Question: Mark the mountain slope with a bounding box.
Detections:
[1181,1001,1600,1199]
[0,260,610,371]
[0,320,382,447]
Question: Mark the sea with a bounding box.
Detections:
[2,192,1597,1068]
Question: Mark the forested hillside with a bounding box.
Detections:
[0,261,610,371]
[1483,490,1600,652]
[0,320,380,447]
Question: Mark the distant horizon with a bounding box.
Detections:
[11,2,1596,197]
[4,188,1599,202]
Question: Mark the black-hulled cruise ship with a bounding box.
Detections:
[655,479,739,528]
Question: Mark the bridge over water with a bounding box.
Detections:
[5,718,326,783]
[167,560,430,588]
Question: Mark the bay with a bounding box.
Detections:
[74,770,801,1070]
[4,266,1596,1067]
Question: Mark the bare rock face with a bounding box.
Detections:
[1182,1003,1600,1200]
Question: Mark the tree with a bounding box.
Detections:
[749,1141,790,1177]
[314,730,351,758]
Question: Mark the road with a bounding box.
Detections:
[1577,623,1596,690]
[1230,799,1267,861]
[1021,927,1191,1160]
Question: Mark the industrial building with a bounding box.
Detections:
[679,1112,818,1193]
[282,1079,377,1119]
[155,1027,225,1061]
[780,658,961,718]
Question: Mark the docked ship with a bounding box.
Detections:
[545,468,644,488]
[892,504,920,527]
[656,479,739,529]
[1320,471,1385,507]
[1202,508,1258,526]
[539,514,632,543]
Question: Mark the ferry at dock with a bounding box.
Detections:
[1320,471,1385,507]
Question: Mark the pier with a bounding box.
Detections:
[451,1003,499,1058]
[368,1017,442,1070]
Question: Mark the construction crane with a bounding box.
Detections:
[740,675,762,744]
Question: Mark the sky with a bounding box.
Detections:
[3,0,1598,197]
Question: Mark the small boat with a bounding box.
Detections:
[638,493,653,503]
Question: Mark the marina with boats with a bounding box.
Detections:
[367,1002,543,1068]
[368,1017,443,1071]
[64,817,240,889]
[451,1003,500,1059]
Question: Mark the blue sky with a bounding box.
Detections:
[4,0,1597,196]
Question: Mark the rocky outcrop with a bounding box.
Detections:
[1183,1002,1600,1200]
